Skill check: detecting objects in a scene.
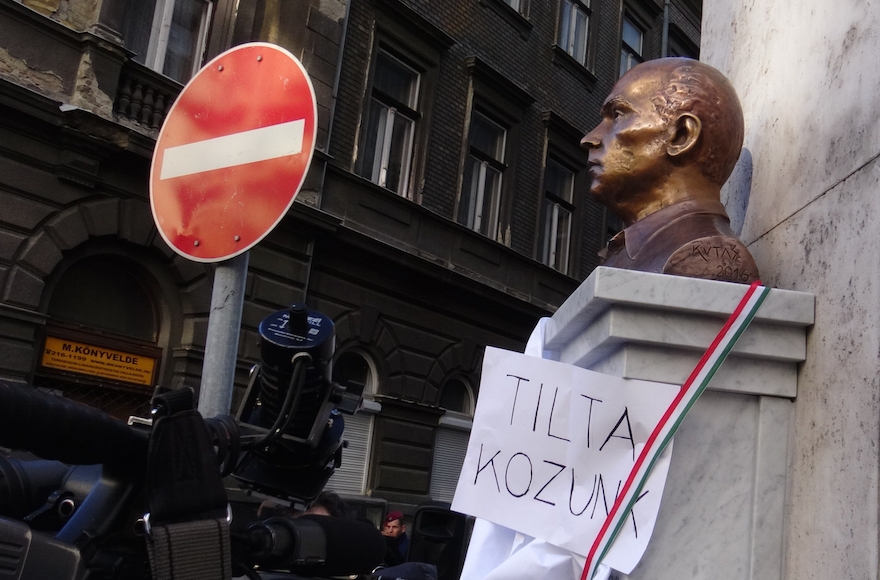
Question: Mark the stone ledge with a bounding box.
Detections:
[543,267,815,397]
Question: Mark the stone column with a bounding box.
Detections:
[543,267,813,579]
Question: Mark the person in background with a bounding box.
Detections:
[381,510,410,566]
[256,490,348,519]
[304,490,348,517]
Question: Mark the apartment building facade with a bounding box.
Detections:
[0,0,700,513]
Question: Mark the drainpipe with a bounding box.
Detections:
[325,0,351,153]
[661,0,670,57]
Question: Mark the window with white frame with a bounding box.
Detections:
[123,0,213,84]
[459,111,507,239]
[620,15,644,77]
[359,50,421,198]
[542,157,575,274]
[558,0,591,65]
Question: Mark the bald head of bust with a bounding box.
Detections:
[581,58,744,226]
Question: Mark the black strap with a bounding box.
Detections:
[146,518,231,580]
[145,410,231,580]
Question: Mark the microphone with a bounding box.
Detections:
[0,382,146,465]
[245,514,385,576]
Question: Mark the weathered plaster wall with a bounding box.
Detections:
[703,1,880,578]
[0,45,65,97]
[22,0,98,32]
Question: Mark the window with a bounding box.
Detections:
[480,0,533,34]
[558,0,591,65]
[502,0,528,14]
[334,350,375,394]
[620,15,644,76]
[542,111,603,276]
[667,25,700,59]
[459,111,507,238]
[37,254,166,418]
[542,158,576,274]
[359,50,421,197]
[439,378,475,415]
[431,377,475,502]
[325,350,378,495]
[123,0,213,83]
[460,57,533,245]
[48,256,158,341]
[430,427,470,502]
[605,211,624,242]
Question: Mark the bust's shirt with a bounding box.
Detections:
[600,198,760,284]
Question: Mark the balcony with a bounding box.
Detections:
[115,61,182,132]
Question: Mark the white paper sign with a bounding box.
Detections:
[452,347,679,564]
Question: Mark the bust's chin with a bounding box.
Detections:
[590,185,632,218]
[588,185,615,210]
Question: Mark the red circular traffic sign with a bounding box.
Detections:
[150,43,317,262]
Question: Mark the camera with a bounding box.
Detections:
[0,304,383,580]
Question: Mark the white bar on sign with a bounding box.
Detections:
[160,119,305,179]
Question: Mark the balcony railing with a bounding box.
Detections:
[115,62,182,131]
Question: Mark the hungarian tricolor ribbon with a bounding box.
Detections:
[581,280,771,580]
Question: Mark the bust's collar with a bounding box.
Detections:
[616,198,729,259]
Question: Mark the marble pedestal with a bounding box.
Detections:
[543,268,814,580]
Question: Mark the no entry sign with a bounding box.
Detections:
[150,43,317,262]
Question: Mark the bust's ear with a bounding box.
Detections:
[667,113,701,157]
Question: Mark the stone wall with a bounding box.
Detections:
[703,2,880,578]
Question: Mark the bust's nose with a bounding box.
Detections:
[581,126,602,150]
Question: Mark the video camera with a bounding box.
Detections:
[0,304,385,579]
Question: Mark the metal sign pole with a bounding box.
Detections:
[150,44,316,417]
[198,251,249,417]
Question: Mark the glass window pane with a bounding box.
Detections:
[333,351,372,393]
[163,0,209,83]
[48,256,158,342]
[362,50,420,196]
[555,206,571,272]
[469,112,506,161]
[480,166,502,237]
[385,114,414,193]
[622,18,643,54]
[374,51,419,108]
[543,200,556,265]
[460,112,506,236]
[560,0,590,63]
[620,48,641,76]
[559,0,573,50]
[459,157,482,228]
[573,9,589,64]
[440,379,472,414]
[122,0,159,63]
[361,100,389,183]
[545,158,575,203]
[542,202,572,273]
[543,158,575,272]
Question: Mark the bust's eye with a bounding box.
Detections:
[612,108,625,120]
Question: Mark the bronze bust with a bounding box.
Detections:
[582,58,759,284]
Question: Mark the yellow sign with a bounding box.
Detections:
[41,336,156,386]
